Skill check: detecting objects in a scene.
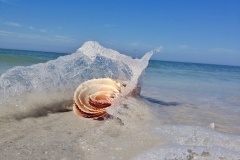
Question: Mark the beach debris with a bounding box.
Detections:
[73,78,123,120]
[209,123,215,130]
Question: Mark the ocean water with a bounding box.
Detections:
[141,60,240,134]
[0,42,240,159]
[0,48,68,75]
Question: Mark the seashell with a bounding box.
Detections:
[73,78,123,120]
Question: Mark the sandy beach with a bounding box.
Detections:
[0,111,95,160]
[0,97,162,160]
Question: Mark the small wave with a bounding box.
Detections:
[0,41,160,120]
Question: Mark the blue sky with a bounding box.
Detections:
[0,0,240,66]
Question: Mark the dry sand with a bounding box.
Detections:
[0,111,102,160]
[0,97,163,160]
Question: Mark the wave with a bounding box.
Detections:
[0,41,160,120]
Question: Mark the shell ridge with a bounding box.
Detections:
[73,78,122,120]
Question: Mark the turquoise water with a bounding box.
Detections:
[1,46,240,159]
[0,48,68,75]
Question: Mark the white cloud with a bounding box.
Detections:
[0,30,41,39]
[0,30,74,42]
[1,0,15,5]
[4,21,21,27]
[0,30,14,35]
[129,42,139,46]
[178,45,189,49]
[30,26,35,30]
[128,42,158,49]
[104,24,115,28]
[54,35,73,42]
[104,41,115,45]
[39,29,46,33]
[210,48,237,54]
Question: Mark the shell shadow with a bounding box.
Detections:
[13,100,73,121]
[140,96,180,106]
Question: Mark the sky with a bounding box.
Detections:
[0,0,240,66]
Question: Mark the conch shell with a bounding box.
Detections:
[73,78,123,120]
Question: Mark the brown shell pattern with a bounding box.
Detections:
[73,78,122,120]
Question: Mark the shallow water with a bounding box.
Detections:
[141,61,240,135]
[0,42,240,159]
